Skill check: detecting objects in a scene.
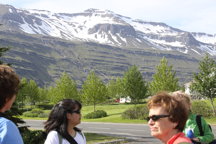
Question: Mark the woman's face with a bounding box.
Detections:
[67,106,82,127]
[148,106,177,141]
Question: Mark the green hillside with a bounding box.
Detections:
[0,30,204,86]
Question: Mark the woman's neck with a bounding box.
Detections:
[160,129,180,143]
[68,127,76,137]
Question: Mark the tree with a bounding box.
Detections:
[190,54,216,116]
[123,65,148,104]
[16,78,28,108]
[49,72,79,103]
[107,77,124,100]
[17,78,40,106]
[150,57,179,94]
[81,71,107,112]
[26,80,40,105]
[38,87,49,102]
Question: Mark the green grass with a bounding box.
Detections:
[85,133,126,144]
[20,101,216,124]
[81,103,146,123]
[20,103,147,123]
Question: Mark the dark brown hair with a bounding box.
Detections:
[0,65,20,109]
[148,92,188,131]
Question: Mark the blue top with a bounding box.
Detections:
[0,117,24,144]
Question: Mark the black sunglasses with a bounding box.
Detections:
[69,110,81,114]
[147,115,170,121]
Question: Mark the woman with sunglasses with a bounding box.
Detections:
[147,92,192,144]
[44,99,86,144]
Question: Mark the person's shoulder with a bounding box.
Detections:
[190,113,197,118]
[77,131,85,138]
[0,118,23,144]
[187,113,196,121]
[0,117,9,123]
[0,117,16,128]
[45,130,59,144]
[47,130,58,136]
[174,132,192,144]
[174,138,192,144]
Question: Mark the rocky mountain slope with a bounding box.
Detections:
[0,4,215,86]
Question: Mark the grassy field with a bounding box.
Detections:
[81,103,146,123]
[21,103,147,123]
[21,101,216,124]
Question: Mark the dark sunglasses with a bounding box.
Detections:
[147,115,170,121]
[69,110,81,114]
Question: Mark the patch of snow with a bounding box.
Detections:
[193,34,216,45]
[117,33,127,43]
[197,44,216,56]
[131,22,179,36]
[191,49,201,55]
[148,39,184,47]
[8,8,13,13]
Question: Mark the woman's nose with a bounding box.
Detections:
[148,119,154,125]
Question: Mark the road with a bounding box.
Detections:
[23,120,161,143]
[23,119,216,143]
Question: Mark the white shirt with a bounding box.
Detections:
[44,130,86,144]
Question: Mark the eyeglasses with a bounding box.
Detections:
[147,115,170,121]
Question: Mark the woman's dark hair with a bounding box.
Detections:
[44,99,82,139]
[0,65,20,109]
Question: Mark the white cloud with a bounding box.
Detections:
[1,0,216,34]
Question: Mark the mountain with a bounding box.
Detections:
[0,4,215,86]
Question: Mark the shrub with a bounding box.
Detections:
[121,105,149,120]
[31,108,44,115]
[191,101,213,117]
[23,111,38,117]
[84,110,107,119]
[23,108,45,117]
[22,129,46,144]
[38,112,49,118]
[36,103,54,110]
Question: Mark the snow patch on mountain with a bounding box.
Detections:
[1,5,216,56]
[192,33,216,45]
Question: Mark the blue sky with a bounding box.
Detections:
[1,0,216,35]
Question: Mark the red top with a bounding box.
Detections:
[167,132,192,144]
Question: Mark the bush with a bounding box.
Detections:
[22,129,46,144]
[191,101,213,117]
[38,112,49,118]
[84,110,107,119]
[23,108,45,117]
[23,111,38,117]
[31,108,44,114]
[121,105,149,120]
[19,107,33,113]
[36,103,54,110]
